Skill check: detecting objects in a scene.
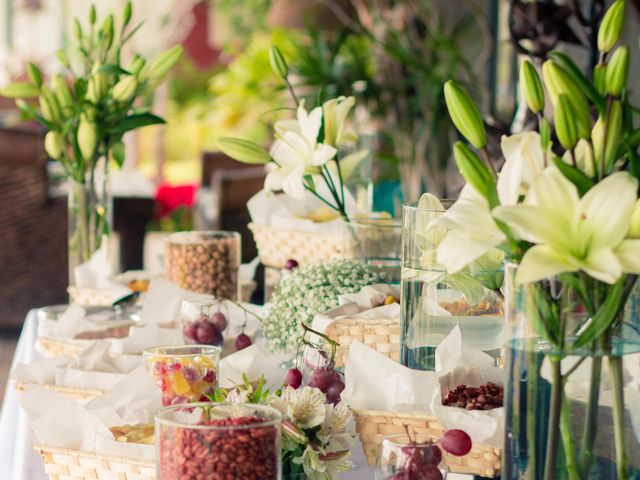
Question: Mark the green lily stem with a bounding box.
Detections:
[579,354,602,477]
[526,349,539,480]
[543,358,563,480]
[560,395,580,480]
[481,146,498,179]
[609,354,628,480]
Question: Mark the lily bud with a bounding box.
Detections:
[629,199,640,238]
[444,80,486,149]
[605,46,629,97]
[453,141,492,197]
[598,0,625,53]
[593,64,607,95]
[27,63,43,88]
[216,138,271,164]
[39,86,62,124]
[112,76,137,102]
[88,5,97,25]
[73,19,83,41]
[77,115,97,161]
[122,1,132,27]
[102,14,114,50]
[141,46,183,82]
[269,46,289,79]
[542,61,591,140]
[56,50,70,68]
[0,81,39,98]
[519,60,544,114]
[86,71,108,104]
[554,94,578,151]
[592,100,623,171]
[44,131,64,160]
[52,74,73,113]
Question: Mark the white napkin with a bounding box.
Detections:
[21,367,157,461]
[73,241,130,296]
[37,304,133,340]
[139,277,212,326]
[108,325,184,355]
[218,344,290,389]
[12,341,141,391]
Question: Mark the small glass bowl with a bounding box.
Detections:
[180,299,227,346]
[143,345,221,406]
[375,433,447,480]
[156,402,282,479]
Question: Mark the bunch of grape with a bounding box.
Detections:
[283,364,345,405]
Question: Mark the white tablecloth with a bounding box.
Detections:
[0,310,470,480]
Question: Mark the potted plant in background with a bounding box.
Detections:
[0,1,182,284]
[438,1,640,478]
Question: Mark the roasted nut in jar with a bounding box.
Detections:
[165,231,240,299]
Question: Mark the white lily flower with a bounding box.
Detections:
[497,131,548,205]
[436,185,507,273]
[267,101,337,199]
[322,96,357,147]
[493,168,640,284]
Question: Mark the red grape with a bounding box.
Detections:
[284,259,299,270]
[212,330,224,347]
[211,312,228,331]
[235,333,252,350]
[308,368,335,393]
[182,323,199,342]
[441,429,472,456]
[196,322,217,344]
[325,378,345,404]
[423,445,442,466]
[284,368,303,389]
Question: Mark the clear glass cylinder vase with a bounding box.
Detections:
[342,216,403,282]
[400,200,505,371]
[503,263,640,480]
[67,158,112,285]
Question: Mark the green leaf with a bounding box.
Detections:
[552,156,595,196]
[574,279,624,349]
[216,137,271,164]
[626,129,640,148]
[97,64,131,76]
[111,139,125,167]
[548,51,606,114]
[74,79,88,101]
[108,113,165,134]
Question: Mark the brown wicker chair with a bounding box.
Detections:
[0,125,67,327]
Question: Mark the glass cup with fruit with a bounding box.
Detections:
[143,345,221,406]
[375,429,472,480]
[181,299,228,347]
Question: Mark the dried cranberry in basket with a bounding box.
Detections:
[158,416,280,480]
[442,382,503,410]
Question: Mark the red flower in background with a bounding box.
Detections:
[155,183,198,218]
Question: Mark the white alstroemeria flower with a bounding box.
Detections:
[497,131,548,205]
[295,447,353,480]
[317,402,354,453]
[267,101,338,199]
[322,96,357,148]
[436,185,507,273]
[562,139,595,177]
[494,168,640,284]
[279,386,327,429]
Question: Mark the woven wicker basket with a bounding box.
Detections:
[37,445,155,480]
[38,325,132,357]
[14,382,103,403]
[249,223,347,268]
[67,287,125,307]
[325,317,400,368]
[354,408,501,478]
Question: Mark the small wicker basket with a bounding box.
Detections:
[38,325,132,357]
[14,382,103,403]
[325,316,400,368]
[36,445,155,480]
[249,223,347,268]
[354,408,502,478]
